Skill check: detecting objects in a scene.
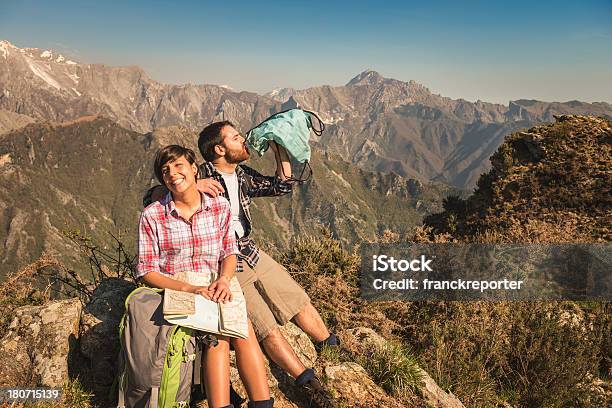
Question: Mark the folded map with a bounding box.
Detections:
[162,271,248,339]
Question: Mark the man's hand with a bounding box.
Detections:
[207,276,233,303]
[269,140,292,180]
[268,140,279,153]
[196,178,225,197]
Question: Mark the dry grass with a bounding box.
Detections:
[281,228,399,338]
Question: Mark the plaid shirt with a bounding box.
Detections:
[136,191,239,279]
[198,162,293,271]
[142,162,293,272]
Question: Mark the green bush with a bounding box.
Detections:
[358,341,422,400]
[502,302,603,407]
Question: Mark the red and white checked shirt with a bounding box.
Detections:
[136,192,239,279]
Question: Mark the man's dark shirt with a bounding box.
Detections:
[143,161,293,272]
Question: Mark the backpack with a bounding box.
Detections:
[116,287,198,408]
[245,108,325,182]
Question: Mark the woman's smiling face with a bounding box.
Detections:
[161,155,198,194]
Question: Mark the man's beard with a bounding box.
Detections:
[225,145,250,164]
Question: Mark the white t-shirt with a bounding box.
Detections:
[217,169,247,238]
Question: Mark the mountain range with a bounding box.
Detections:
[1,39,611,275]
[2,39,610,191]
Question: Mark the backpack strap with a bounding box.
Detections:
[150,387,159,408]
[193,332,219,386]
[193,338,202,386]
[117,381,125,408]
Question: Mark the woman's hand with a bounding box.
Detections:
[207,276,233,303]
[182,283,214,300]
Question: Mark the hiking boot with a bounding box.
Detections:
[314,333,340,354]
[230,385,246,408]
[301,376,337,408]
[247,398,274,408]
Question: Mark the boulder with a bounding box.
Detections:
[417,369,465,408]
[0,298,81,387]
[78,278,136,400]
[278,322,318,368]
[342,327,387,350]
[324,362,397,407]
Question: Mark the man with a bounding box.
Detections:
[146,121,339,408]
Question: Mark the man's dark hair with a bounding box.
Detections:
[198,120,235,162]
[153,145,198,185]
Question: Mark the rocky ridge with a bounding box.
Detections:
[0,40,282,134]
[0,109,35,135]
[424,115,612,242]
[284,70,612,189]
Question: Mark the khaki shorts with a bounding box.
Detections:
[236,250,310,341]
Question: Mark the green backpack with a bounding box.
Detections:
[116,287,198,408]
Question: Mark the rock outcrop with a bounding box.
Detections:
[324,363,398,407]
[0,298,81,387]
[0,109,35,135]
[79,279,136,400]
[425,115,612,242]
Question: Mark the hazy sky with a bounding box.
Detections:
[1,0,611,104]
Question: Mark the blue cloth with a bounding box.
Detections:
[246,109,323,163]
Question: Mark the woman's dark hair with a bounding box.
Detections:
[198,120,235,162]
[153,145,198,185]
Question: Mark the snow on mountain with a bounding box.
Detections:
[0,40,16,59]
[264,87,296,102]
[1,40,78,66]
[26,59,62,90]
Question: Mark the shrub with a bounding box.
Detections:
[358,341,422,400]
[0,254,60,332]
[398,301,511,406]
[394,300,607,407]
[501,302,603,407]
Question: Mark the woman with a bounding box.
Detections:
[137,145,272,408]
